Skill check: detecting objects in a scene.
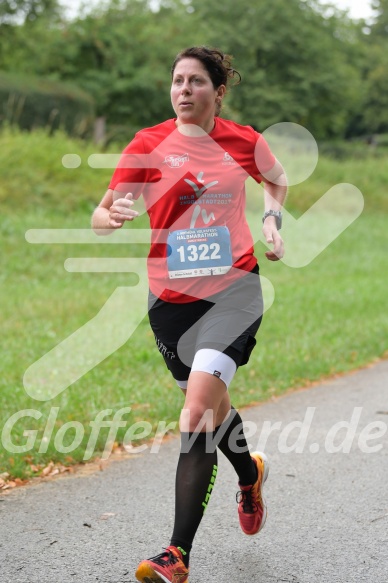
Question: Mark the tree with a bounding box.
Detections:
[0,0,63,72]
[363,56,388,133]
[187,0,363,138]
[0,0,61,24]
[0,0,372,140]
[27,0,203,132]
[357,0,388,134]
[369,0,388,37]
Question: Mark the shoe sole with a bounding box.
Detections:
[246,451,269,536]
[135,562,188,583]
[135,563,170,583]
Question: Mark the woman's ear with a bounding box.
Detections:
[217,84,227,100]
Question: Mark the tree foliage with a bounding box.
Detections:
[0,0,387,140]
[370,0,388,37]
[0,0,61,23]
[360,0,388,134]
[187,0,363,137]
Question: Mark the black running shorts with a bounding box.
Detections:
[148,265,263,382]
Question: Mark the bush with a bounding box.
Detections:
[0,72,95,136]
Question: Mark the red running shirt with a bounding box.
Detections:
[109,117,276,303]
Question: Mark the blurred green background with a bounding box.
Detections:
[1,0,388,141]
[1,0,387,482]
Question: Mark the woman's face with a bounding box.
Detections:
[171,58,225,132]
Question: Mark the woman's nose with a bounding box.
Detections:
[181,80,191,94]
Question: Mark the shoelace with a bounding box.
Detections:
[236,486,259,514]
[149,548,179,567]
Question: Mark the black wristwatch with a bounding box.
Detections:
[262,210,282,230]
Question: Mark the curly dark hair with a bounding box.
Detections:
[171,46,241,90]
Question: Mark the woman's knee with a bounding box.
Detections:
[180,370,228,432]
[180,404,215,433]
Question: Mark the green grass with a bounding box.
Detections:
[1,127,387,480]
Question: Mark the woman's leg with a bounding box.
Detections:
[178,382,257,484]
[170,371,227,564]
[213,397,258,485]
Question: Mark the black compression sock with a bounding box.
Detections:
[213,406,257,486]
[170,543,190,569]
[170,431,218,567]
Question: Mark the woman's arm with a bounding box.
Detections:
[91,189,139,235]
[261,158,288,261]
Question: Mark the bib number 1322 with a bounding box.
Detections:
[167,226,232,279]
[177,242,221,263]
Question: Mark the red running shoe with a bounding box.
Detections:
[236,451,269,535]
[135,545,189,583]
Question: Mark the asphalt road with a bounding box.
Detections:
[1,361,387,583]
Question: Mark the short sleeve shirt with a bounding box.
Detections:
[109,117,276,302]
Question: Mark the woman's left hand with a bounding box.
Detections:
[263,221,284,261]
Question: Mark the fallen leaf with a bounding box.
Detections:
[42,462,55,477]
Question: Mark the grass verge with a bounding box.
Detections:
[1,128,387,482]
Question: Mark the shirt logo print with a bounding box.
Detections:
[184,172,219,199]
[184,172,218,228]
[164,153,189,168]
[222,151,236,165]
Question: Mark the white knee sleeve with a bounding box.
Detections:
[191,348,237,388]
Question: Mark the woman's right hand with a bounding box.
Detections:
[108,192,139,228]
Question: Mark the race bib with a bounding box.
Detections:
[167,227,232,279]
